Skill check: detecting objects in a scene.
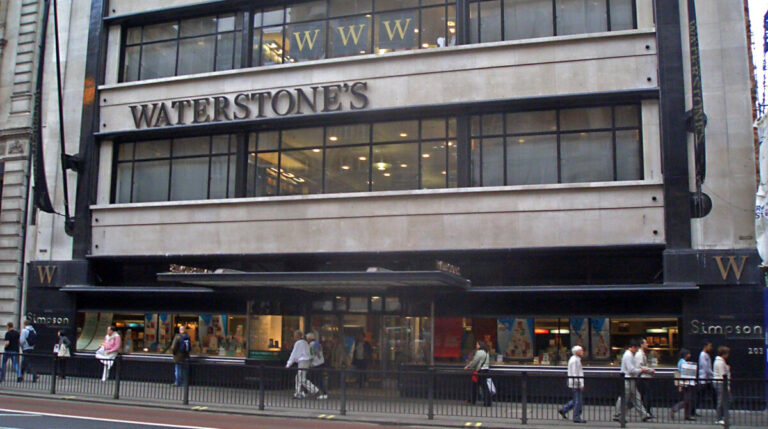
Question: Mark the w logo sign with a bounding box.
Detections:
[712,256,748,281]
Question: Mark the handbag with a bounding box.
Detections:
[53,344,60,354]
[57,343,70,358]
[486,377,497,396]
[471,370,479,383]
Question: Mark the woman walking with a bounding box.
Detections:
[53,330,71,379]
[95,325,121,381]
[671,348,696,421]
[464,340,492,407]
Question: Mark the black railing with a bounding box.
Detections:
[1,352,766,427]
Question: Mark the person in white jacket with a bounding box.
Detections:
[285,330,318,399]
[613,338,653,422]
[559,345,586,423]
[713,346,731,425]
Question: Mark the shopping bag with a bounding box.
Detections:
[57,343,70,357]
[486,377,497,396]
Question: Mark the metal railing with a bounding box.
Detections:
[0,352,766,427]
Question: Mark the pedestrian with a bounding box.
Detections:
[19,319,38,382]
[634,338,656,416]
[0,322,21,382]
[559,345,587,423]
[613,338,653,422]
[53,330,72,379]
[350,332,372,387]
[95,325,121,381]
[671,348,696,421]
[714,346,731,425]
[306,332,327,399]
[170,325,191,386]
[285,330,318,399]
[692,339,716,416]
[464,340,491,407]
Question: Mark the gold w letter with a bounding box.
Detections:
[293,29,320,51]
[383,18,412,41]
[37,265,57,284]
[713,256,748,281]
[338,24,366,46]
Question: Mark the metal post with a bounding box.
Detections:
[620,377,628,428]
[521,372,528,425]
[50,356,57,394]
[112,356,121,400]
[723,376,730,429]
[427,367,435,420]
[258,364,265,410]
[340,367,347,416]
[182,361,190,405]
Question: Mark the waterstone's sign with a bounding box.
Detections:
[128,81,369,129]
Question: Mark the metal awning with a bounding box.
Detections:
[157,270,471,293]
[467,283,698,293]
[61,285,214,293]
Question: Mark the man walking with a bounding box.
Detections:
[713,346,731,425]
[559,345,587,423]
[19,320,38,382]
[1,322,21,382]
[693,340,715,416]
[634,338,655,416]
[286,330,318,399]
[306,332,328,399]
[613,338,653,422]
[170,325,191,386]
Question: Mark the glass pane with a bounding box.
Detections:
[174,136,210,156]
[349,297,368,312]
[178,36,216,75]
[212,135,231,154]
[468,2,479,44]
[376,0,419,11]
[262,8,285,26]
[255,152,279,196]
[421,119,446,139]
[209,155,230,199]
[481,137,504,186]
[372,143,418,191]
[615,105,640,127]
[375,10,418,53]
[171,157,209,200]
[279,150,323,195]
[261,27,285,65]
[116,163,132,203]
[560,131,613,183]
[479,0,502,42]
[448,140,458,187]
[610,0,635,31]
[218,14,236,32]
[326,146,370,193]
[135,140,170,159]
[180,16,217,37]
[421,6,447,49]
[385,297,401,312]
[140,41,178,79]
[504,0,554,40]
[327,124,370,145]
[616,130,642,180]
[228,156,236,197]
[471,138,482,185]
[123,46,141,82]
[216,33,236,71]
[133,160,169,202]
[282,127,323,149]
[285,22,327,62]
[482,114,504,135]
[126,27,142,45]
[373,121,418,142]
[286,1,327,23]
[556,0,608,36]
[257,131,280,151]
[506,134,558,185]
[448,118,457,137]
[560,107,612,130]
[330,0,373,17]
[507,110,557,134]
[118,143,134,161]
[470,115,481,136]
[143,22,178,42]
[446,5,457,46]
[421,141,447,189]
[330,16,371,58]
[252,30,262,66]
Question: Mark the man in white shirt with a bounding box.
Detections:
[692,340,715,417]
[285,330,319,399]
[634,338,656,417]
[613,338,653,422]
[558,345,586,423]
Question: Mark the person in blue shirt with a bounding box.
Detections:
[671,348,696,421]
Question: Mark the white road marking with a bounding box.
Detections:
[0,408,218,429]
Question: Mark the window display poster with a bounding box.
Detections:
[498,318,534,359]
[158,313,173,349]
[434,318,462,358]
[590,318,611,360]
[144,314,158,348]
[570,318,589,358]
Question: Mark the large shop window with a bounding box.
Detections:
[470,105,642,186]
[467,0,635,43]
[119,1,635,82]
[115,135,237,203]
[247,118,458,196]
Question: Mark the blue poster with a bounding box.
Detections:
[590,318,611,360]
[570,318,589,358]
[498,318,534,359]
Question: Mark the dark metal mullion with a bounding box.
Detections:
[499,0,505,41]
[324,0,330,58]
[502,112,508,185]
[173,20,182,76]
[136,27,144,80]
[445,120,450,187]
[479,117,483,186]
[632,0,638,29]
[637,103,644,179]
[552,0,557,36]
[606,0,612,31]
[476,0,481,42]
[242,10,252,68]
[276,131,282,195]
[555,109,562,183]
[368,124,373,192]
[212,16,220,72]
[130,143,136,202]
[167,139,174,200]
[281,6,287,64]
[206,136,213,198]
[611,107,618,181]
[417,121,423,188]
[321,126,327,193]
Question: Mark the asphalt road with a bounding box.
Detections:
[0,396,410,429]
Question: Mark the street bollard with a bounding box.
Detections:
[258,364,265,411]
[340,367,347,416]
[619,377,627,428]
[427,367,435,420]
[182,361,190,405]
[50,356,57,395]
[113,355,121,400]
[723,375,730,429]
[521,372,528,425]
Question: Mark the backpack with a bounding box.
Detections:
[179,336,190,353]
[26,329,37,347]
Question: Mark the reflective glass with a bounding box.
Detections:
[504,0,554,39]
[371,143,418,191]
[556,0,608,36]
[279,150,323,195]
[506,134,558,185]
[282,127,323,149]
[373,121,418,142]
[209,155,231,199]
[218,14,236,32]
[421,6,447,49]
[286,1,327,23]
[479,0,502,42]
[375,10,418,52]
[143,22,178,42]
[133,160,170,202]
[481,137,504,186]
[616,130,642,180]
[118,143,134,161]
[375,0,419,11]
[326,146,370,193]
[614,105,640,127]
[471,138,482,185]
[330,16,371,58]
[135,140,170,159]
[173,137,210,157]
[326,124,370,146]
[140,41,178,79]
[421,119,446,139]
[482,114,504,135]
[506,110,557,134]
[610,0,635,31]
[212,135,231,154]
[171,157,209,200]
[123,46,140,82]
[254,152,279,196]
[178,36,216,75]
[257,131,280,151]
[329,0,372,17]
[116,163,133,203]
[448,141,458,187]
[180,16,217,37]
[286,22,326,62]
[468,2,480,44]
[261,8,285,26]
[126,27,142,45]
[560,107,612,130]
[216,33,237,71]
[421,141,447,189]
[261,27,285,65]
[560,131,613,182]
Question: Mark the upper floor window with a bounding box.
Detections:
[468,0,635,43]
